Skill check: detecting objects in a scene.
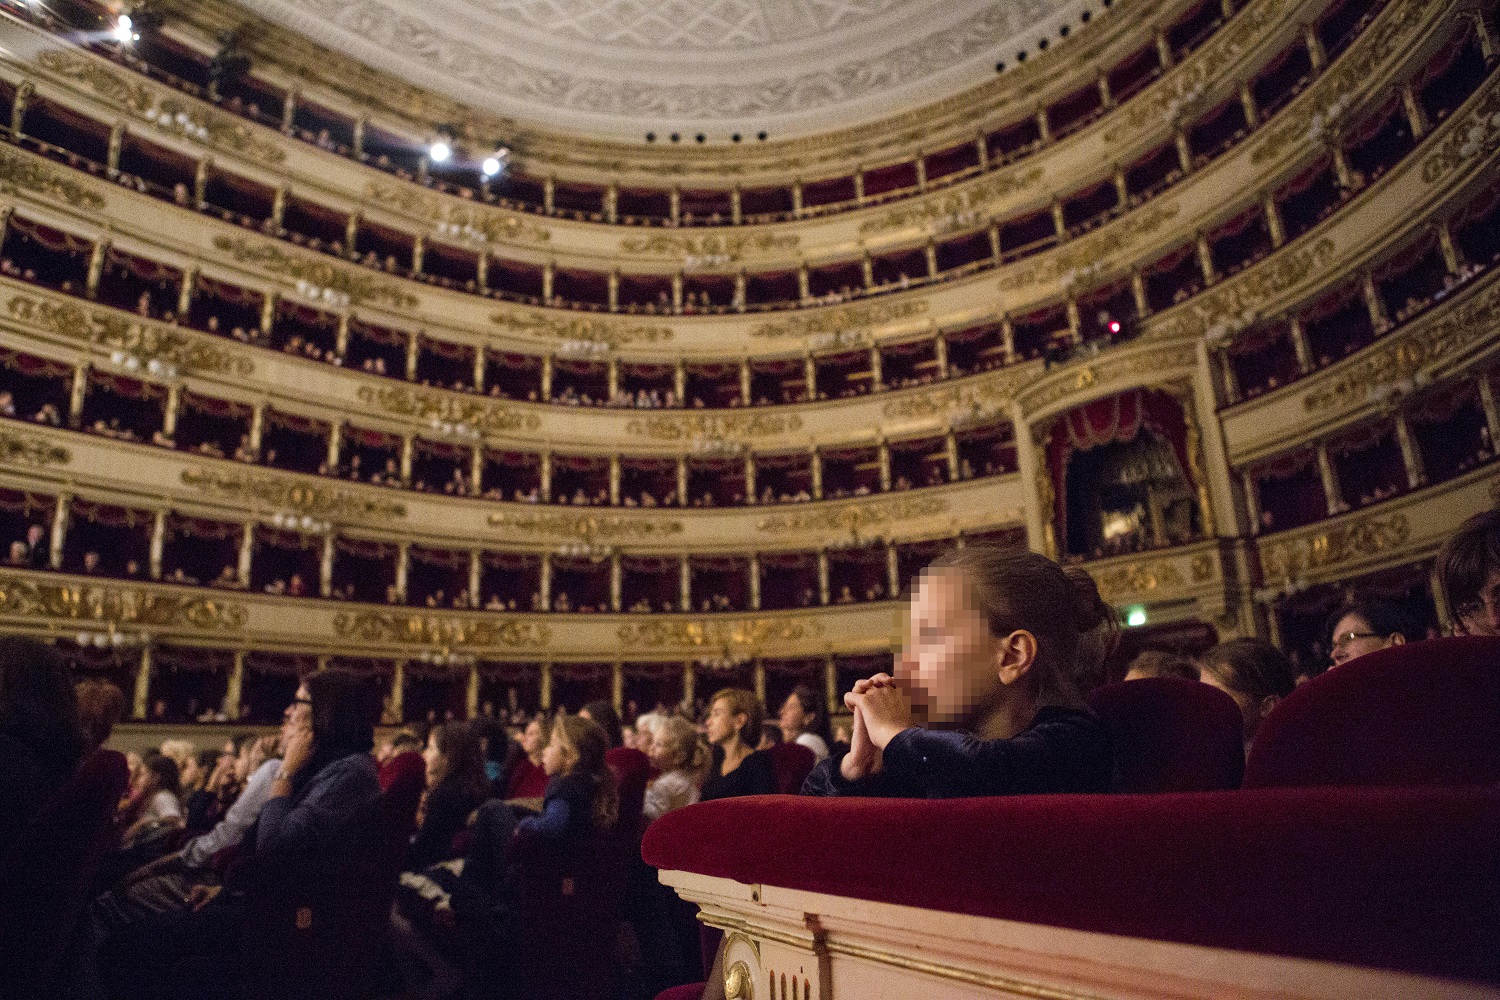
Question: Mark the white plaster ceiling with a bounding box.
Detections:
[236,0,1092,141]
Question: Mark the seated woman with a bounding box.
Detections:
[700,688,776,801]
[643,716,707,823]
[1197,638,1295,756]
[803,547,1114,798]
[410,721,490,871]
[505,714,552,799]
[777,684,831,761]
[1327,598,1420,669]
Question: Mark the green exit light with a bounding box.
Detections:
[1125,606,1148,628]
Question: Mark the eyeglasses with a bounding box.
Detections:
[1331,630,1381,647]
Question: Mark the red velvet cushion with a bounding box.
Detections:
[606,746,651,832]
[642,789,1500,982]
[1087,678,1244,792]
[654,984,705,1000]
[768,741,816,795]
[378,749,425,794]
[1244,636,1500,789]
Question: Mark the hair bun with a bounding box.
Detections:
[1065,567,1113,634]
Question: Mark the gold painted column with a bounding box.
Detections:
[869,347,883,391]
[539,553,552,611]
[49,494,70,570]
[192,157,210,210]
[1436,222,1464,275]
[1361,272,1388,331]
[1264,196,1285,248]
[1036,108,1052,145]
[740,360,752,405]
[1001,316,1017,364]
[1155,30,1174,70]
[247,403,265,456]
[609,455,621,506]
[672,272,684,313]
[471,446,484,495]
[476,250,488,294]
[326,420,343,472]
[163,383,182,439]
[612,661,624,715]
[605,184,619,223]
[610,552,622,612]
[748,553,761,611]
[811,448,823,499]
[1316,443,1348,516]
[389,659,405,724]
[541,354,554,400]
[824,656,839,716]
[469,550,483,608]
[1239,82,1260,128]
[405,332,421,381]
[878,439,891,491]
[132,645,152,721]
[9,81,30,135]
[1477,375,1500,451]
[1402,84,1429,140]
[924,239,938,279]
[270,185,286,232]
[734,270,746,312]
[237,522,254,586]
[400,435,414,487]
[1394,413,1426,490]
[473,345,487,393]
[106,120,125,174]
[1196,233,1216,287]
[803,354,817,400]
[86,238,109,299]
[1217,347,1241,405]
[886,543,900,600]
[395,542,410,603]
[753,660,766,705]
[676,456,688,507]
[540,450,552,501]
[260,292,277,342]
[988,222,1002,264]
[223,650,245,721]
[543,262,555,305]
[945,430,959,481]
[467,663,481,719]
[679,556,692,612]
[178,267,196,318]
[1174,131,1193,175]
[411,235,425,276]
[797,263,810,304]
[681,662,694,711]
[730,186,742,225]
[608,270,619,312]
[319,534,335,598]
[674,360,687,404]
[1050,200,1066,241]
[669,187,681,225]
[68,364,89,427]
[540,663,553,712]
[148,510,167,580]
[744,453,757,503]
[1243,470,1264,535]
[817,550,830,605]
[861,251,874,289]
[1130,272,1149,319]
[935,335,949,379]
[1288,318,1314,374]
[975,134,989,171]
[1304,24,1327,71]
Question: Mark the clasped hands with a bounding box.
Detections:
[840,673,914,782]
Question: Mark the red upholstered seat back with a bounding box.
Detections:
[378,747,426,793]
[769,741,816,795]
[1244,636,1500,789]
[0,748,128,997]
[606,746,651,834]
[1087,678,1244,792]
[513,834,628,1000]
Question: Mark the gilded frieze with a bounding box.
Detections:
[1190,551,1218,582]
[1092,560,1187,602]
[1302,278,1500,414]
[857,167,1046,237]
[180,468,408,522]
[363,182,552,245]
[1420,74,1500,183]
[1250,0,1447,166]
[1103,0,1292,141]
[616,617,823,650]
[1148,238,1337,342]
[333,610,551,649]
[756,495,951,536]
[625,412,802,443]
[486,510,683,541]
[750,300,929,341]
[355,384,541,433]
[0,148,106,210]
[35,50,153,113]
[879,366,1031,421]
[1019,344,1197,414]
[0,429,70,468]
[617,232,801,261]
[995,204,1180,292]
[0,573,247,630]
[212,236,418,309]
[1260,512,1411,583]
[147,97,286,165]
[488,310,674,347]
[6,294,253,377]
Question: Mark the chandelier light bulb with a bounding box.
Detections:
[112,14,135,43]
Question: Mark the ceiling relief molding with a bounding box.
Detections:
[363,181,552,245]
[617,232,801,262]
[212,236,419,309]
[1420,72,1500,183]
[616,616,824,652]
[878,365,1032,423]
[34,51,286,165]
[0,428,71,469]
[625,411,802,442]
[355,384,542,433]
[0,573,248,631]
[180,468,409,522]
[5,294,253,378]
[486,510,684,541]
[332,609,551,649]
[1250,0,1447,166]
[1147,238,1338,342]
[1259,511,1411,584]
[859,167,1046,237]
[1102,0,1294,142]
[755,494,952,537]
[750,300,929,341]
[995,203,1181,293]
[1018,343,1198,416]
[488,310,674,347]
[0,147,106,211]
[1302,276,1500,415]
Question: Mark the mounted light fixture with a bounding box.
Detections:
[112,14,139,44]
[428,137,453,164]
[481,146,510,178]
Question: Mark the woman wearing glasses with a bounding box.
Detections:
[1326,599,1421,669]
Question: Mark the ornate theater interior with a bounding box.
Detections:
[0,0,1496,997]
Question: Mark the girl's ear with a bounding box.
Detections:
[992,630,1038,686]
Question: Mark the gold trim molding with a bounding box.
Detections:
[996,204,1181,292]
[860,167,1045,237]
[0,147,105,210]
[488,310,674,347]
[618,232,800,261]
[616,616,824,650]
[0,428,71,468]
[486,510,683,541]
[750,301,929,342]
[625,412,802,442]
[879,365,1031,422]
[756,495,951,537]
[363,181,552,245]
[6,294,253,377]
[180,467,408,522]
[1148,239,1337,342]
[356,384,541,433]
[212,236,418,309]
[1260,511,1411,584]
[332,609,551,649]
[0,574,247,631]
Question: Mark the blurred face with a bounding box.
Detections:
[778,693,810,738]
[898,568,1008,727]
[126,751,144,789]
[281,684,312,752]
[542,725,575,776]
[180,756,205,790]
[647,731,677,769]
[1329,613,1400,667]
[521,718,545,756]
[1456,568,1500,637]
[704,697,746,747]
[423,731,448,787]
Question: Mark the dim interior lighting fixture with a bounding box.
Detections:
[555,541,613,560]
[76,625,147,649]
[481,147,510,178]
[293,278,351,310]
[557,338,610,357]
[429,416,481,440]
[109,349,177,379]
[1125,606,1148,628]
[270,511,331,535]
[429,138,453,164]
[419,650,476,668]
[112,14,140,44]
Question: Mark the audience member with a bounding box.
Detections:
[1123,650,1200,682]
[803,547,1114,798]
[1197,638,1296,754]
[699,688,775,801]
[410,721,489,871]
[1437,506,1500,636]
[0,635,87,858]
[776,684,831,761]
[75,678,126,752]
[642,716,706,824]
[578,699,623,749]
[1327,598,1420,668]
[506,715,551,799]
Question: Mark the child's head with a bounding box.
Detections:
[903,547,1105,728]
[650,715,707,774]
